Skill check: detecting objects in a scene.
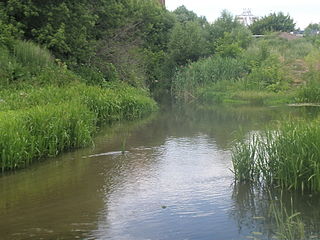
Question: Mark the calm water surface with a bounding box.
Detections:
[0,105,320,240]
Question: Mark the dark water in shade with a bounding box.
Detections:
[0,105,320,240]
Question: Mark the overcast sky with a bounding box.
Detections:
[166,0,320,29]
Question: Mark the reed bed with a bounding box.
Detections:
[0,102,95,171]
[0,83,157,171]
[172,55,247,102]
[232,119,320,192]
[0,39,157,172]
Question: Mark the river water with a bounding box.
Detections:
[0,105,319,240]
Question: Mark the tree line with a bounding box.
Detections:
[1,1,313,95]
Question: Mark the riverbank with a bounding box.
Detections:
[171,34,320,107]
[0,83,157,172]
[0,41,157,172]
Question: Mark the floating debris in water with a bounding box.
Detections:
[88,151,128,158]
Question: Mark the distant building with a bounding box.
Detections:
[236,9,259,26]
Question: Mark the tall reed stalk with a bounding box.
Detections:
[232,119,320,192]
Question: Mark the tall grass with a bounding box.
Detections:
[232,119,320,192]
[172,55,247,102]
[0,40,158,171]
[13,40,54,70]
[0,102,95,171]
[270,198,305,240]
[0,83,157,120]
[0,85,157,171]
[172,34,320,105]
[0,40,71,88]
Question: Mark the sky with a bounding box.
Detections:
[166,0,320,29]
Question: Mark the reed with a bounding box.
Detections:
[13,40,54,71]
[0,102,95,171]
[0,83,157,171]
[172,55,247,102]
[232,119,320,192]
[270,199,305,240]
[0,39,157,172]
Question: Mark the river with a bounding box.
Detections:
[0,105,319,240]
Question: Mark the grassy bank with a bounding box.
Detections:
[0,41,157,172]
[172,34,320,106]
[232,118,320,192]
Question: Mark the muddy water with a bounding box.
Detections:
[0,105,319,240]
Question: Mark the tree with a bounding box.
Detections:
[209,10,241,40]
[208,10,253,56]
[2,0,98,64]
[249,12,296,35]
[173,5,208,26]
[0,3,21,47]
[168,21,208,66]
[304,23,320,36]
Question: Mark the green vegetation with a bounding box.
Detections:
[249,12,296,35]
[270,199,305,240]
[0,39,156,171]
[2,0,320,179]
[0,84,157,172]
[232,118,320,192]
[172,32,320,105]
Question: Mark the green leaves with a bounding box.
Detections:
[249,12,296,35]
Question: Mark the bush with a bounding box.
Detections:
[245,54,289,91]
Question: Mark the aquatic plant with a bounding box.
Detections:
[0,102,95,171]
[0,83,157,171]
[270,198,305,240]
[232,119,320,192]
[172,55,247,102]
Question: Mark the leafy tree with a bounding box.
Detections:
[304,23,320,36]
[173,5,208,26]
[0,4,21,47]
[209,10,241,40]
[209,10,253,57]
[2,0,98,64]
[94,0,175,87]
[249,12,296,35]
[168,21,208,66]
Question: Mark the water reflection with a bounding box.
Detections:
[231,183,320,239]
[90,135,237,240]
[0,105,319,239]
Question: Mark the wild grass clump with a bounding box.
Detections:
[232,119,320,192]
[0,83,157,171]
[0,102,95,171]
[297,82,320,103]
[0,83,157,122]
[0,40,74,88]
[296,52,320,103]
[13,40,54,71]
[172,55,247,102]
[171,33,320,105]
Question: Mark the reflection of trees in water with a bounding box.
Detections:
[230,183,320,239]
[178,105,320,150]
